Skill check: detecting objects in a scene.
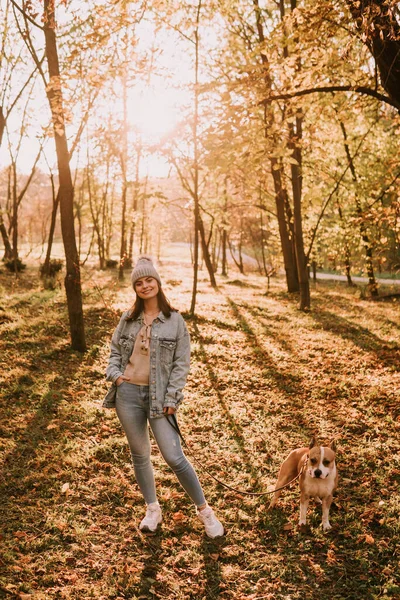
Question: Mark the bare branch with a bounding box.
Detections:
[262,85,400,111]
[9,0,44,30]
[306,124,374,260]
[5,55,45,119]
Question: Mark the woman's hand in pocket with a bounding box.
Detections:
[116,376,130,386]
[163,406,176,415]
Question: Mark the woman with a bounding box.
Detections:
[103,256,224,538]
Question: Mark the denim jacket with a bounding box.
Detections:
[103,310,190,418]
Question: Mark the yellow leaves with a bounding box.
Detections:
[45,76,62,96]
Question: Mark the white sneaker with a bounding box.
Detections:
[197,505,224,538]
[139,502,162,532]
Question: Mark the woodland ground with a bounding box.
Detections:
[0,247,399,600]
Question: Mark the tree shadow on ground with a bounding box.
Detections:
[0,303,116,535]
[309,308,400,371]
[135,534,164,599]
[199,535,225,600]
[237,301,295,355]
[191,320,270,491]
[226,299,306,402]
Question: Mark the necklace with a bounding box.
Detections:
[144,309,160,316]
[143,309,159,328]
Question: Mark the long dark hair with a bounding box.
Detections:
[126,286,176,321]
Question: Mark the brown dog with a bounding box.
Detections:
[269,437,338,531]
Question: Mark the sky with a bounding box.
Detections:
[0,3,197,178]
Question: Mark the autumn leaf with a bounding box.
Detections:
[61,482,70,494]
[172,511,186,522]
[364,534,375,545]
[14,531,28,539]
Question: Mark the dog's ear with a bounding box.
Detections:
[329,439,337,452]
[309,436,317,449]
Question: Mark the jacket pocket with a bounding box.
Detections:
[119,335,134,361]
[159,339,177,365]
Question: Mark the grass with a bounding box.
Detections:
[0,259,399,600]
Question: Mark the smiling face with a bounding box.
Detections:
[134,276,160,300]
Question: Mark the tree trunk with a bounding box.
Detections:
[0,212,12,260]
[128,147,142,263]
[228,234,245,275]
[259,206,268,278]
[271,159,299,292]
[198,214,217,288]
[42,178,60,276]
[253,0,299,293]
[221,178,228,276]
[221,228,228,276]
[340,121,378,296]
[211,227,218,272]
[86,165,106,271]
[100,158,111,269]
[139,191,147,255]
[284,0,309,310]
[11,160,18,262]
[337,199,353,286]
[190,0,203,315]
[0,107,5,147]
[346,0,400,111]
[43,0,86,351]
[118,182,128,280]
[289,115,310,310]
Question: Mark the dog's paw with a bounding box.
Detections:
[322,522,332,532]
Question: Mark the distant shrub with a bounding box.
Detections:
[4,258,26,272]
[40,259,63,290]
[166,279,182,287]
[226,279,252,288]
[105,258,133,269]
[106,259,118,268]
[39,259,63,278]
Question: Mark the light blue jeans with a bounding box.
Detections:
[116,383,206,507]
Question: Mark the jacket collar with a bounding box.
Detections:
[137,311,166,323]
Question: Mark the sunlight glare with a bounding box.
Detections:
[127,85,182,143]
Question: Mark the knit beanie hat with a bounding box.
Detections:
[131,255,162,288]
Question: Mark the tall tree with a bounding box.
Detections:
[43,0,86,351]
[252,0,299,294]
